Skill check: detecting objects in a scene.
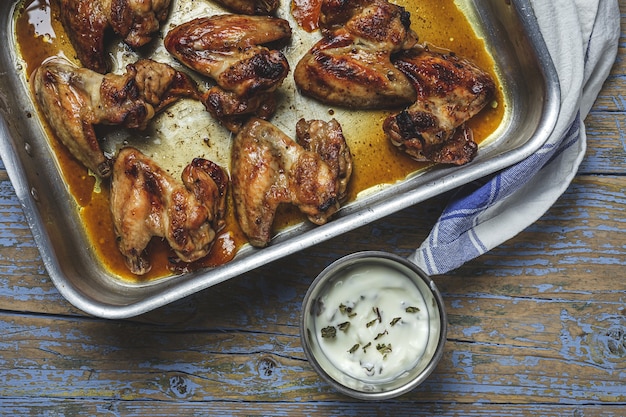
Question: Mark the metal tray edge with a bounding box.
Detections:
[0,0,561,318]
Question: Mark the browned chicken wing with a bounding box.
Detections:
[202,87,277,133]
[111,147,228,275]
[231,118,352,247]
[383,47,496,165]
[32,58,199,178]
[164,14,291,131]
[295,0,495,165]
[318,0,414,45]
[212,0,279,15]
[164,15,291,96]
[294,0,418,109]
[60,0,172,73]
[295,118,352,204]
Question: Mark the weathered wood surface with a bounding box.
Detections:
[1,5,626,417]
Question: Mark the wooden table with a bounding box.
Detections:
[1,8,625,417]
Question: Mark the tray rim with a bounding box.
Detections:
[0,0,561,318]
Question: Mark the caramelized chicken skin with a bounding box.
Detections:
[231,118,352,247]
[164,15,291,96]
[384,47,496,165]
[295,118,352,205]
[212,0,279,15]
[59,0,172,73]
[202,88,278,133]
[32,58,199,178]
[295,0,495,165]
[164,14,291,131]
[111,147,228,275]
[294,0,418,109]
[318,0,415,46]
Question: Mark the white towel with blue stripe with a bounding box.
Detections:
[410,0,620,275]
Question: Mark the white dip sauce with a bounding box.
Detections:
[314,264,430,382]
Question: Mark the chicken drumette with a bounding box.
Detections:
[32,58,198,178]
[294,0,418,109]
[231,118,352,247]
[384,47,496,165]
[60,0,172,73]
[164,15,292,132]
[111,147,228,275]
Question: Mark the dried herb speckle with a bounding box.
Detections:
[321,326,336,338]
[374,330,388,340]
[339,303,357,318]
[376,343,393,356]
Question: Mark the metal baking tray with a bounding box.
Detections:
[0,0,559,318]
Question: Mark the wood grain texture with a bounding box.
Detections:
[2,400,625,417]
[1,1,626,415]
[0,175,624,414]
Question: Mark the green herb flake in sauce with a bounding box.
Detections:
[366,306,383,327]
[321,300,420,366]
[348,343,360,354]
[374,330,388,340]
[321,326,336,338]
[339,303,357,318]
[376,343,392,356]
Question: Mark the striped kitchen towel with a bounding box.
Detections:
[410,0,620,275]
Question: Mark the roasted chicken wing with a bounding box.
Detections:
[202,87,277,133]
[164,15,291,95]
[32,58,198,177]
[383,47,496,165]
[295,118,352,203]
[231,118,352,247]
[164,14,291,131]
[111,147,228,275]
[60,0,172,73]
[294,0,418,109]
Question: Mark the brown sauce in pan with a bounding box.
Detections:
[13,0,505,282]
